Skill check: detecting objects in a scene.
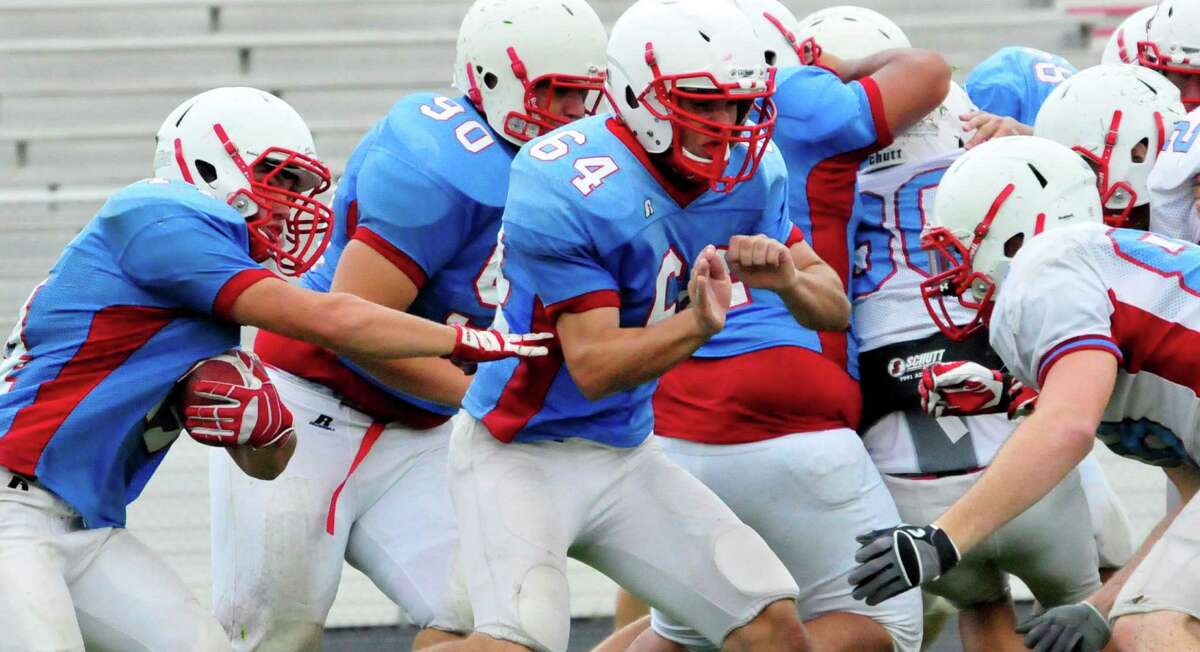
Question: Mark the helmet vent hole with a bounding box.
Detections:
[195,159,218,184]
[1026,163,1048,188]
[698,30,711,42]
[561,3,574,16]
[764,50,777,66]
[484,72,499,90]
[625,86,640,109]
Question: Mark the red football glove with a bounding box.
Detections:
[448,324,554,364]
[919,361,1007,417]
[182,350,295,449]
[1007,379,1039,420]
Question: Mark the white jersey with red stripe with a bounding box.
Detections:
[1149,108,1200,243]
[990,222,1200,468]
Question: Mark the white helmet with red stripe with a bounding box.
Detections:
[1034,64,1184,228]
[920,136,1103,340]
[732,0,806,68]
[452,0,608,145]
[606,0,777,191]
[794,5,911,60]
[1102,6,1155,65]
[153,87,333,277]
[1138,0,1200,107]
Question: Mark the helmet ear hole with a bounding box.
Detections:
[195,159,219,184]
[1003,232,1025,258]
[764,49,777,66]
[625,86,640,109]
[1132,138,1150,163]
[483,72,499,90]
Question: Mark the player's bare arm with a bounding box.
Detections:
[932,349,1116,553]
[819,48,951,136]
[230,277,549,363]
[559,246,731,401]
[330,239,472,407]
[725,234,849,331]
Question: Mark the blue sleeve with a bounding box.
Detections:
[773,66,885,156]
[352,147,465,283]
[502,156,618,310]
[116,211,263,316]
[965,77,1022,122]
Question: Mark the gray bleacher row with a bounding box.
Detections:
[0,0,1103,334]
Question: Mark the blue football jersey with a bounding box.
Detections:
[0,180,270,528]
[699,65,887,378]
[965,47,1077,126]
[300,93,516,415]
[462,115,795,447]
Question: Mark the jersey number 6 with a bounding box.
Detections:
[529,130,619,196]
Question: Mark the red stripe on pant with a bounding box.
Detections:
[326,420,386,535]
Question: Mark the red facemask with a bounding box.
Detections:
[641,43,777,192]
[212,124,334,277]
[918,184,1018,341]
[463,47,608,143]
[1138,40,1200,110]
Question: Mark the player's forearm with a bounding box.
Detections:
[564,309,710,401]
[776,263,850,331]
[934,410,1094,553]
[823,48,943,83]
[343,354,470,407]
[233,281,461,360]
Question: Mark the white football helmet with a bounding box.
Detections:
[606,0,776,191]
[1034,64,1184,227]
[153,87,333,276]
[453,0,608,145]
[1102,6,1155,65]
[1138,0,1200,108]
[921,136,1102,340]
[795,5,911,60]
[732,0,806,68]
[862,82,975,174]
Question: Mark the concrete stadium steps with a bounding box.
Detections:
[0,0,1052,40]
[1,78,449,130]
[0,30,458,87]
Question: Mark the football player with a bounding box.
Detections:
[855,85,1107,652]
[849,135,1200,652]
[0,87,546,652]
[1101,6,1156,66]
[1135,0,1200,110]
[965,47,1077,127]
[920,64,1186,597]
[208,1,608,650]
[1035,65,1185,233]
[627,3,948,652]
[438,1,855,650]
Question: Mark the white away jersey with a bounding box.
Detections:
[1150,108,1200,242]
[853,150,967,352]
[991,223,1200,468]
